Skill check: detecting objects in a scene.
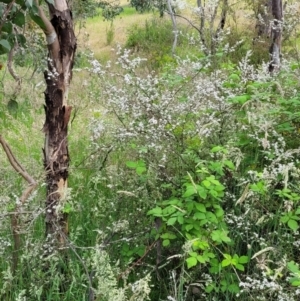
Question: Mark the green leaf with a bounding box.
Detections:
[162,239,170,247]
[280,215,290,224]
[224,160,235,170]
[228,284,240,294]
[12,11,25,27]
[288,261,300,274]
[46,0,55,4]
[195,203,206,212]
[211,230,231,243]
[189,252,198,257]
[62,203,73,213]
[136,166,146,175]
[229,94,251,104]
[185,224,194,232]
[194,212,206,220]
[235,264,245,271]
[2,22,12,33]
[291,280,300,286]
[147,207,162,216]
[197,255,206,263]
[126,161,137,168]
[0,39,11,51]
[177,215,184,224]
[206,212,218,224]
[229,73,240,82]
[238,256,249,264]
[184,186,197,197]
[167,217,177,226]
[198,187,207,199]
[288,219,299,231]
[202,180,211,188]
[221,259,231,267]
[186,257,198,269]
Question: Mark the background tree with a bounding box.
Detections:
[269,0,283,72]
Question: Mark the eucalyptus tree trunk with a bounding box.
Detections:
[269,0,283,72]
[37,0,76,248]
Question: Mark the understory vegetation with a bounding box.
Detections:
[1,0,300,300]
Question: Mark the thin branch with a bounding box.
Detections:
[7,37,22,95]
[0,135,37,273]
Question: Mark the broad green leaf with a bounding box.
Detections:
[185,224,194,232]
[215,208,224,218]
[198,187,207,199]
[228,284,240,294]
[126,161,137,168]
[229,73,240,82]
[12,11,25,27]
[202,180,211,188]
[195,203,206,213]
[162,239,170,247]
[0,39,11,51]
[280,215,290,223]
[161,233,176,240]
[186,257,197,268]
[238,256,249,264]
[62,203,72,213]
[221,259,231,267]
[288,219,299,231]
[167,217,177,226]
[184,186,197,197]
[291,280,300,286]
[136,166,146,175]
[235,264,244,271]
[194,212,206,220]
[2,21,12,33]
[288,261,300,274]
[197,255,207,263]
[224,160,235,170]
[177,215,184,224]
[229,94,251,104]
[137,160,145,167]
[147,207,162,216]
[205,284,215,293]
[206,212,218,223]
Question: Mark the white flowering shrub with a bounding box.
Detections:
[84,45,300,301]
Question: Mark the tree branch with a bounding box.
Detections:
[0,135,37,273]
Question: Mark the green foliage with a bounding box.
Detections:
[126,18,192,68]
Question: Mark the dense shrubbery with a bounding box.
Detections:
[2,1,300,300]
[83,47,300,300]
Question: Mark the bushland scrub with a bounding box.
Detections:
[1,0,300,300]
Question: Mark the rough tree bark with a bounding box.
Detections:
[269,0,283,72]
[36,0,76,248]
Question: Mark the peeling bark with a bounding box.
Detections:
[37,0,76,248]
